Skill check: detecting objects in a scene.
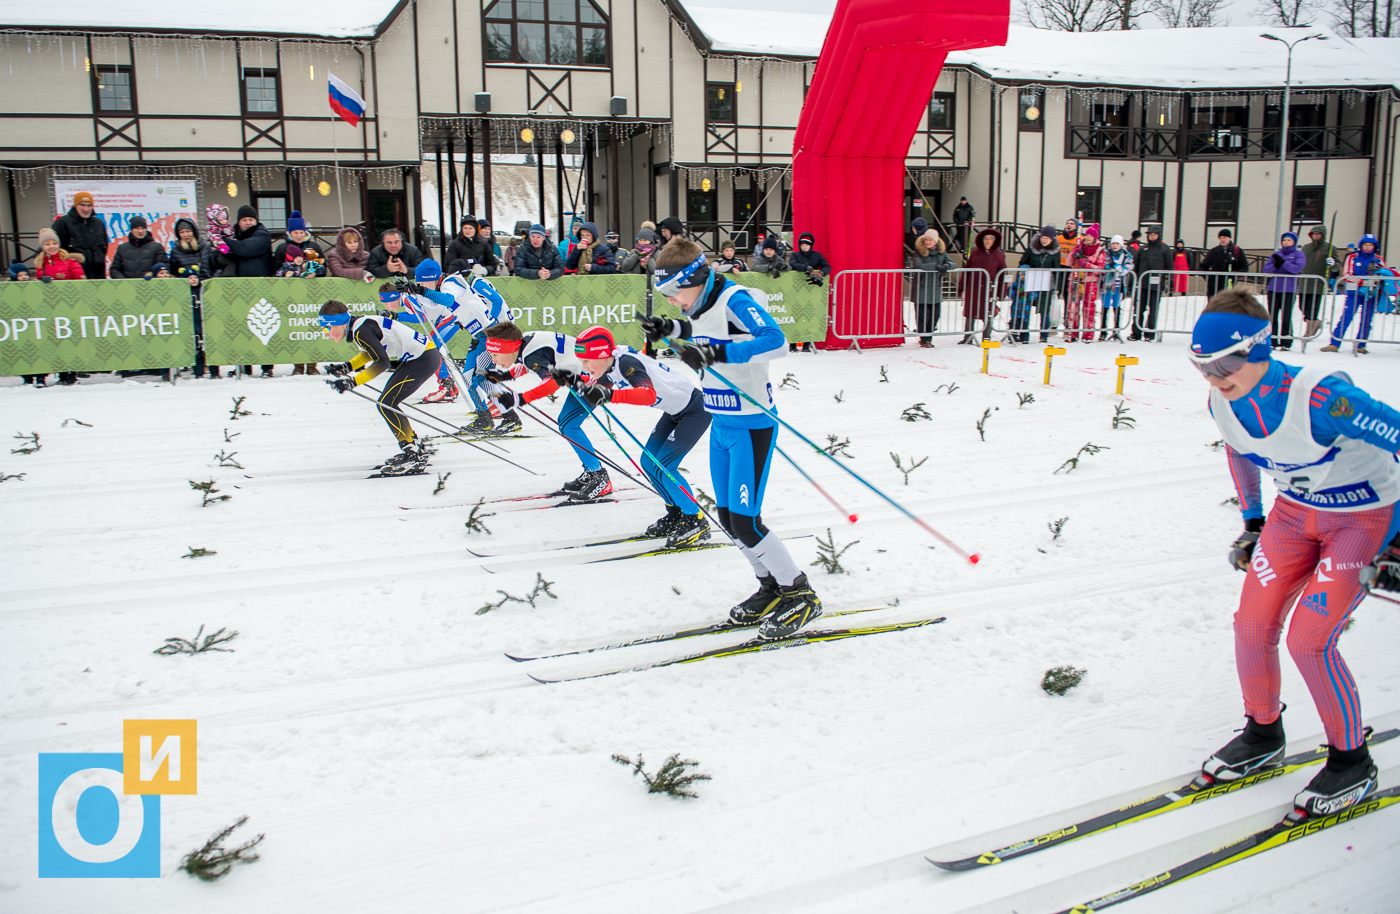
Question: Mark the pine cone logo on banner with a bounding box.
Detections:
[247,298,281,345]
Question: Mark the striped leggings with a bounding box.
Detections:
[1235,496,1396,750]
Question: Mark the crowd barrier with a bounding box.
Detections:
[1326,270,1399,349]
[1133,271,1331,346]
[0,272,831,375]
[987,267,1138,343]
[830,268,989,345]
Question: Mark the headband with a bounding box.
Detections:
[486,336,522,353]
[653,254,708,298]
[317,313,351,328]
[1190,312,1271,362]
[379,291,401,303]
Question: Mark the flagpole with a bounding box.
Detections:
[332,114,345,228]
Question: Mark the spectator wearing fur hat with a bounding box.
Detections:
[109,215,169,279]
[913,229,953,347]
[513,224,564,279]
[50,191,109,279]
[1020,226,1061,343]
[326,226,372,281]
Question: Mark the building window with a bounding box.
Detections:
[707,83,735,125]
[483,0,610,67]
[928,92,955,131]
[1140,187,1164,226]
[242,67,280,116]
[94,65,135,113]
[1292,186,1324,224]
[687,188,717,225]
[1076,187,1101,224]
[1207,187,1239,223]
[252,193,289,233]
[1019,88,1044,131]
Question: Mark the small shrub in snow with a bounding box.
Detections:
[155,625,238,655]
[11,431,40,455]
[182,547,217,559]
[229,396,251,420]
[833,390,845,404]
[779,373,800,390]
[214,449,243,469]
[811,528,859,575]
[1047,517,1068,540]
[61,418,92,427]
[1017,393,1035,408]
[693,487,717,512]
[1112,402,1135,430]
[0,471,24,482]
[433,471,452,495]
[180,816,264,881]
[878,365,890,383]
[901,402,932,422]
[612,753,711,799]
[975,407,997,441]
[934,382,959,395]
[824,435,854,459]
[223,428,240,442]
[477,573,557,615]
[890,452,928,486]
[1054,443,1108,475]
[1042,666,1086,696]
[1221,496,1239,506]
[1207,439,1226,451]
[190,479,230,507]
[463,498,495,534]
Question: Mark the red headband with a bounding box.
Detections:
[486,336,522,353]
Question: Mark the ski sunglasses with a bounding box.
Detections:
[1188,325,1270,379]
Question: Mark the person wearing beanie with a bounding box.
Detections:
[913,229,953,346]
[445,215,498,276]
[477,219,503,266]
[274,211,323,268]
[168,217,221,379]
[911,216,929,239]
[1020,226,1061,343]
[50,190,109,279]
[224,204,277,376]
[1128,229,1143,255]
[1262,231,1306,350]
[1131,226,1173,341]
[1065,225,1105,343]
[579,222,621,275]
[8,259,31,281]
[513,224,563,279]
[565,324,714,547]
[28,228,85,385]
[1099,234,1133,342]
[622,224,660,274]
[657,216,686,245]
[1191,284,1400,820]
[953,196,975,254]
[752,234,791,275]
[1202,228,1250,298]
[275,244,306,277]
[1322,234,1388,353]
[711,238,747,274]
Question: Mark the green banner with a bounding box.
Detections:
[728,272,829,343]
[0,279,195,374]
[493,275,647,348]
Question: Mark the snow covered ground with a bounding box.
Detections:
[3,335,1400,912]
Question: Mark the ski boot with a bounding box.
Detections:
[421,377,458,404]
[566,469,612,501]
[665,513,711,549]
[758,574,824,640]
[1359,534,1400,604]
[1202,713,1286,782]
[645,506,684,539]
[728,576,781,625]
[464,410,494,434]
[379,439,430,476]
[491,410,523,435]
[555,469,593,497]
[1294,744,1378,816]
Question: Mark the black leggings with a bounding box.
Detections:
[379,349,443,442]
[717,506,769,549]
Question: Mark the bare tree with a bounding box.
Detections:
[1152,0,1228,26]
[1024,0,1149,29]
[1328,0,1396,34]
[1256,0,1317,25]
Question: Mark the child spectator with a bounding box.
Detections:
[9,259,31,281]
[1067,225,1106,343]
[275,244,306,277]
[205,204,235,255]
[300,248,327,278]
[581,224,621,274]
[30,228,83,385]
[753,235,791,275]
[788,232,830,285]
[711,239,747,273]
[622,224,660,274]
[1100,234,1133,342]
[1322,234,1386,354]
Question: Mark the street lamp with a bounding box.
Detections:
[1262,32,1326,244]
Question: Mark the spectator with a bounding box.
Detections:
[29,229,84,385]
[789,232,831,282]
[567,222,599,273]
[273,211,322,265]
[658,216,685,245]
[51,191,109,279]
[1020,225,1060,343]
[9,259,31,281]
[109,216,169,279]
[149,263,171,279]
[712,238,747,274]
[1299,226,1337,342]
[1055,218,1080,301]
[1067,225,1106,343]
[478,219,503,266]
[1322,234,1386,354]
[752,235,791,274]
[1128,229,1143,256]
[1172,239,1195,294]
[753,224,787,258]
[912,229,953,347]
[910,216,929,258]
[621,224,660,274]
[168,217,219,380]
[368,228,425,279]
[1100,234,1133,343]
[959,227,1005,344]
[224,204,276,377]
[1131,226,1173,341]
[445,215,497,276]
[275,244,307,277]
[513,224,564,279]
[205,203,235,275]
[1262,231,1306,350]
[326,226,372,281]
[580,224,621,274]
[1201,228,1249,298]
[953,197,975,254]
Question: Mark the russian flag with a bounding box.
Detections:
[328,73,366,127]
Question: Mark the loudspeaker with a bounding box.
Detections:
[610,96,627,117]
[475,93,491,113]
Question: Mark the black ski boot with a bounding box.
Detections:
[645,505,684,538]
[493,410,523,435]
[1202,713,1286,782]
[1294,744,1378,816]
[566,469,612,501]
[728,576,781,625]
[379,439,429,476]
[758,574,823,640]
[466,410,494,434]
[665,513,710,549]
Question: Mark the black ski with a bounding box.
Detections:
[367,468,430,479]
[400,486,640,511]
[506,606,890,662]
[928,726,1397,871]
[1050,786,1400,913]
[529,616,946,683]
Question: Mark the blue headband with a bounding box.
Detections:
[317,312,352,328]
[653,254,708,298]
[379,291,401,303]
[1190,312,1271,362]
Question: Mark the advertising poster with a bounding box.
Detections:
[53,179,199,275]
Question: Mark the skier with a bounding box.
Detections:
[1193,285,1400,817]
[318,300,441,475]
[480,321,611,500]
[639,237,822,641]
[571,325,713,548]
[1320,234,1386,355]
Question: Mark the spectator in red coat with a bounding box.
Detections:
[958,227,1005,343]
[31,229,86,281]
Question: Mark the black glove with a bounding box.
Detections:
[1271,252,1284,269]
[1368,259,1383,275]
[39,275,53,283]
[482,366,513,384]
[580,384,612,408]
[806,273,825,287]
[495,389,517,410]
[679,342,725,371]
[327,377,355,394]
[549,368,576,388]
[1229,517,1265,571]
[640,315,677,345]
[394,278,428,296]
[1359,534,1400,597]
[327,362,354,377]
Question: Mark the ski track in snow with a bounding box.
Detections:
[2,343,1399,912]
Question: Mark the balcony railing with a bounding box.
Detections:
[1068,124,1369,160]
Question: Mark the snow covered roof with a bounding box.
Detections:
[0,0,404,39]
[675,3,1400,93]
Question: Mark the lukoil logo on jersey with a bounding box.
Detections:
[38,719,197,878]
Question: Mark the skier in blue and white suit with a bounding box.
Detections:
[640,237,822,640]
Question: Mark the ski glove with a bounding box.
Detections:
[550,368,577,388]
[640,315,683,345]
[1229,517,1266,571]
[482,366,513,384]
[327,362,354,377]
[495,390,517,410]
[1326,257,1336,266]
[579,384,612,408]
[394,278,428,296]
[327,377,356,394]
[680,342,726,371]
[1358,534,1400,601]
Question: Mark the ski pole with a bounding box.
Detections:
[664,337,979,564]
[774,446,858,524]
[361,376,511,453]
[564,387,650,482]
[349,386,539,475]
[516,401,662,498]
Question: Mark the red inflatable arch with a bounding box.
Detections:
[792,0,1010,348]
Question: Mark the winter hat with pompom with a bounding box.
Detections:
[286,211,307,232]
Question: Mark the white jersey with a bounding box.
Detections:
[600,348,700,415]
[441,273,514,336]
[352,315,431,361]
[687,281,783,419]
[520,331,584,377]
[1211,366,1400,511]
